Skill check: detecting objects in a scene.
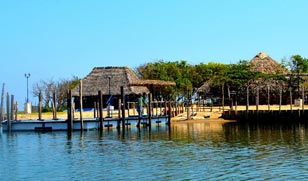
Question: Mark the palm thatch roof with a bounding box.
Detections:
[197,81,211,93]
[72,66,149,96]
[249,52,289,74]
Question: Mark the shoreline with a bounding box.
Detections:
[15,104,307,122]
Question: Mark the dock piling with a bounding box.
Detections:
[67,90,73,132]
[6,93,11,131]
[121,86,125,130]
[79,80,84,130]
[38,92,42,120]
[98,90,103,131]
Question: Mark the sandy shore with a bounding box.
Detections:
[15,104,306,122]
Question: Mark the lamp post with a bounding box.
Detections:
[25,73,31,103]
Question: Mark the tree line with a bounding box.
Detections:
[32,55,308,111]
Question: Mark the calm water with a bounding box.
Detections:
[1,122,308,180]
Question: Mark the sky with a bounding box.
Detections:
[1,0,308,108]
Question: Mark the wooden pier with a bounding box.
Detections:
[222,107,308,123]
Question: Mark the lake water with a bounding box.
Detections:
[1,121,308,180]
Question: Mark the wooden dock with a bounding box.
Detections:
[222,109,308,123]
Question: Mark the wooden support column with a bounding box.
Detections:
[148,93,152,128]
[98,90,103,131]
[38,92,42,120]
[67,90,73,132]
[0,83,4,123]
[93,102,97,118]
[118,99,121,119]
[167,101,171,126]
[15,102,18,120]
[79,80,84,130]
[10,95,14,121]
[52,91,57,120]
[6,93,11,131]
[121,86,125,130]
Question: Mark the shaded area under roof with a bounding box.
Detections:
[129,79,176,88]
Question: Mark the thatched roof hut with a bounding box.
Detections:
[249,52,289,74]
[197,81,211,94]
[72,66,149,96]
[198,52,290,95]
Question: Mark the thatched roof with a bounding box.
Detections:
[249,52,289,74]
[197,81,211,93]
[72,66,149,96]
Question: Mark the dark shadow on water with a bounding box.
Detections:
[223,122,308,145]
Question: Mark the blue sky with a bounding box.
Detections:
[1,0,308,107]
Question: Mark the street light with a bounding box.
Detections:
[25,73,31,103]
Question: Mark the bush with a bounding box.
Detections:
[42,106,52,112]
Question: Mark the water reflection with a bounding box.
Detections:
[2,122,308,180]
[53,121,308,146]
[223,122,308,146]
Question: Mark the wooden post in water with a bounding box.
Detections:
[93,102,97,118]
[118,99,121,119]
[98,90,103,131]
[6,93,11,131]
[167,101,171,126]
[121,86,125,129]
[15,102,18,120]
[148,93,152,128]
[0,83,5,123]
[52,91,57,120]
[38,92,42,120]
[79,80,84,130]
[67,90,73,132]
[10,95,14,121]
